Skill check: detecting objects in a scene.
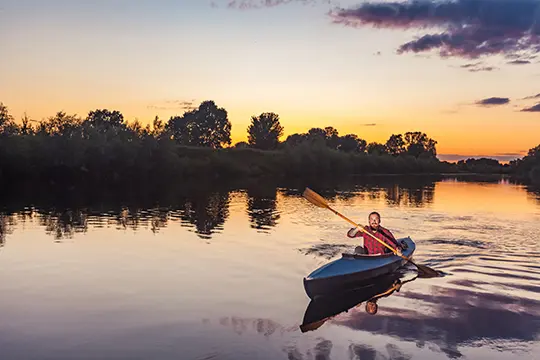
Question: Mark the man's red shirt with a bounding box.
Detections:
[347,225,400,254]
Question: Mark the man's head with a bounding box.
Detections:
[368,211,381,230]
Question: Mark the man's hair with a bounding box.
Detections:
[369,211,381,220]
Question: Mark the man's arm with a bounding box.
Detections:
[347,225,366,238]
[379,227,402,249]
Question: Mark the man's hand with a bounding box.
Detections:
[395,249,403,257]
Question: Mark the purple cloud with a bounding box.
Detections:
[460,62,497,72]
[227,0,318,9]
[522,93,540,100]
[521,103,540,112]
[508,59,532,65]
[330,0,540,60]
[476,97,510,106]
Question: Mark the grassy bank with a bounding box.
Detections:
[0,135,457,187]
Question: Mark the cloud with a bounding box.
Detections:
[226,0,318,9]
[459,62,497,72]
[330,0,540,60]
[522,93,540,100]
[508,59,532,65]
[362,123,377,126]
[147,99,197,111]
[475,97,510,106]
[333,284,540,355]
[521,102,540,112]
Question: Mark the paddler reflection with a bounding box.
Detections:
[300,270,418,333]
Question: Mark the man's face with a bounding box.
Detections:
[369,214,380,229]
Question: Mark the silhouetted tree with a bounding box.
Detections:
[165,100,231,148]
[150,116,165,138]
[307,127,326,141]
[37,111,82,137]
[19,113,35,135]
[511,144,540,183]
[192,100,231,148]
[247,112,284,150]
[283,133,307,147]
[386,134,406,156]
[0,103,19,136]
[457,158,503,173]
[324,126,340,149]
[85,109,125,135]
[338,134,367,153]
[367,142,388,155]
[404,131,437,157]
[166,114,193,145]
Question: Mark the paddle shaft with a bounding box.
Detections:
[324,204,409,261]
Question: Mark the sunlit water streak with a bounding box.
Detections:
[0,176,539,359]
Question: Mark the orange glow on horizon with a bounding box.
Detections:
[3,99,538,161]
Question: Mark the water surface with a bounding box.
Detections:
[1,175,539,359]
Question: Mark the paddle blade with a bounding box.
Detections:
[415,263,442,278]
[302,187,329,209]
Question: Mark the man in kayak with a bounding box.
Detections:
[347,211,403,255]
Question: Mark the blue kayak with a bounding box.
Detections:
[303,237,416,299]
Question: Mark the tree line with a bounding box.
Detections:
[0,99,439,156]
[1,99,537,186]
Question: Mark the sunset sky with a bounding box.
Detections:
[1,0,539,161]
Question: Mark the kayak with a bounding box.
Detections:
[303,237,416,299]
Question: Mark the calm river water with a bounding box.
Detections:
[1,175,539,360]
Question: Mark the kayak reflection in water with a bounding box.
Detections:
[347,211,404,256]
[300,270,418,333]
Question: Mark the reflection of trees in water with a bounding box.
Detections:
[116,207,169,233]
[0,188,232,243]
[353,176,437,207]
[38,209,88,240]
[174,191,230,239]
[289,176,437,208]
[5,175,530,242]
[246,185,280,231]
[384,182,435,207]
[0,214,13,248]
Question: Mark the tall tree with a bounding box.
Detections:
[324,126,340,149]
[86,109,125,132]
[38,111,82,138]
[247,112,284,150]
[165,100,232,148]
[338,134,367,153]
[386,134,406,156]
[404,131,437,157]
[192,100,231,148]
[166,114,193,145]
[0,102,18,136]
